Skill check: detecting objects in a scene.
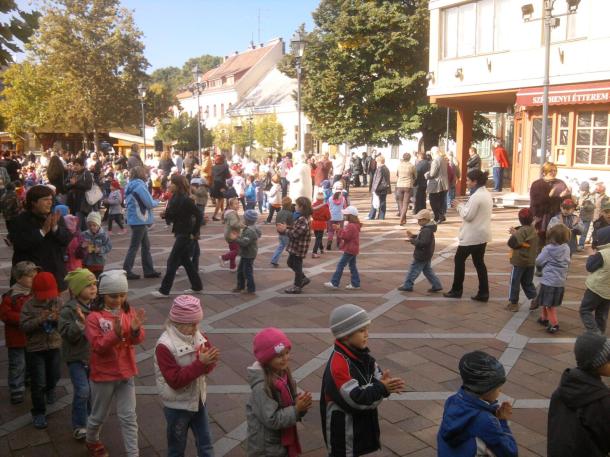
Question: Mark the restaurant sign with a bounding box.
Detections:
[516,82,610,107]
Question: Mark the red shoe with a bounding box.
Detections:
[86,441,109,457]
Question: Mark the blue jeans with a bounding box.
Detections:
[160,235,202,294]
[403,259,442,290]
[508,265,537,304]
[368,193,387,220]
[493,167,503,192]
[578,220,591,248]
[29,348,61,416]
[8,347,26,394]
[271,235,288,264]
[164,402,214,457]
[446,186,456,209]
[236,257,255,292]
[331,253,360,287]
[68,361,90,429]
[123,224,156,275]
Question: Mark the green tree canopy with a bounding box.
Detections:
[150,54,223,94]
[156,112,212,152]
[0,1,40,66]
[254,114,284,152]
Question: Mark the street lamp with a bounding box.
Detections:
[521,0,580,169]
[190,64,207,162]
[138,82,147,157]
[291,30,306,151]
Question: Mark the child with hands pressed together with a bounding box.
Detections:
[154,295,220,457]
[246,328,313,457]
[85,270,145,457]
[321,304,405,457]
[548,199,583,255]
[81,212,112,278]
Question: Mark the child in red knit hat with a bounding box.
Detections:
[246,328,313,456]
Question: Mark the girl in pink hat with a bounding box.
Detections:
[153,295,219,457]
[246,327,313,456]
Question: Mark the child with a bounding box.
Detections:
[322,304,405,456]
[326,181,347,251]
[548,198,583,255]
[220,197,241,271]
[0,261,38,404]
[438,351,517,457]
[85,270,145,457]
[535,223,572,333]
[265,174,282,224]
[255,173,265,213]
[154,295,220,457]
[579,226,610,335]
[577,181,595,251]
[191,178,208,224]
[106,180,125,234]
[82,212,112,278]
[321,179,332,203]
[244,175,257,210]
[591,201,610,250]
[324,206,363,290]
[151,169,162,199]
[277,197,312,294]
[506,208,538,312]
[246,327,313,456]
[19,272,62,429]
[270,196,294,267]
[397,209,443,293]
[64,214,86,272]
[311,191,331,258]
[594,182,609,221]
[229,209,261,294]
[59,269,98,440]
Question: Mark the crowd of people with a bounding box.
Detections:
[0,144,609,457]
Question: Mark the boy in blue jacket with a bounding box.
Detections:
[438,351,518,457]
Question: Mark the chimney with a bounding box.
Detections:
[224,55,228,61]
[234,51,239,55]
[260,43,264,48]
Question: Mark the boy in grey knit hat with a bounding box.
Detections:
[320,304,405,456]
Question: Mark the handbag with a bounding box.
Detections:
[85,183,103,206]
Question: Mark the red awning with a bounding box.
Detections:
[516,81,610,107]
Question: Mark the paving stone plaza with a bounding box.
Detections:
[0,186,604,456]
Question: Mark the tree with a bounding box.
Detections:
[0,1,40,67]
[155,112,212,152]
[212,122,249,153]
[254,114,284,152]
[151,55,223,94]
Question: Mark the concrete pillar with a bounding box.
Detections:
[456,108,474,195]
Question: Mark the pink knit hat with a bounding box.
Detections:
[169,295,203,323]
[253,328,292,364]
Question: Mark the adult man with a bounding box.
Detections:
[66,157,94,230]
[395,153,416,225]
[278,152,292,198]
[351,153,363,187]
[414,151,431,214]
[9,185,72,290]
[466,146,482,174]
[367,152,377,191]
[492,140,510,192]
[183,151,199,180]
[331,152,346,183]
[127,144,144,170]
[172,150,184,174]
[361,152,370,187]
[314,153,332,196]
[426,147,449,223]
[368,155,391,220]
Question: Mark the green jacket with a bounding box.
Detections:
[19,297,62,352]
[585,243,610,299]
[58,298,92,363]
[235,225,261,259]
[508,224,538,267]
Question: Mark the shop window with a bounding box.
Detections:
[555,113,569,165]
[575,111,610,166]
[530,117,552,164]
[551,0,588,43]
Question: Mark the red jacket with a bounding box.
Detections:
[0,291,30,348]
[493,146,510,168]
[312,199,331,231]
[85,307,145,382]
[337,222,361,255]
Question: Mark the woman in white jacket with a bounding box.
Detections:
[444,169,493,302]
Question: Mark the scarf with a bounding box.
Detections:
[273,374,301,457]
[11,283,31,297]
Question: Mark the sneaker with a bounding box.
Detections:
[183,289,203,294]
[10,392,24,404]
[324,281,338,289]
[312,253,320,258]
[151,291,170,298]
[32,414,48,429]
[537,317,549,326]
[86,440,109,457]
[397,286,413,292]
[506,302,519,312]
[125,271,140,280]
[219,256,227,268]
[427,287,443,293]
[547,324,560,334]
[73,427,87,440]
[144,271,162,279]
[345,284,360,290]
[119,229,126,235]
[46,388,56,404]
[284,286,302,294]
[229,266,237,272]
[270,262,279,268]
[231,288,244,293]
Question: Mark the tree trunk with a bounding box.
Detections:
[93,129,99,152]
[418,130,440,153]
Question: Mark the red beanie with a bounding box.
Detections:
[32,272,59,300]
[253,328,292,365]
[111,180,121,189]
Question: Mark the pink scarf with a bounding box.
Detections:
[274,374,301,457]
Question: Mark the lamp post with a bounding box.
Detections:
[190,64,206,163]
[521,0,580,169]
[291,30,306,151]
[247,109,254,157]
[138,82,147,157]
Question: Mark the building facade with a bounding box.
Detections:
[427,0,610,194]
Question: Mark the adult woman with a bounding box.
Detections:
[158,151,175,177]
[368,155,391,220]
[46,155,67,201]
[426,147,449,223]
[152,175,202,297]
[395,153,416,225]
[444,169,493,302]
[210,154,230,221]
[122,166,161,280]
[199,150,213,187]
[529,162,570,245]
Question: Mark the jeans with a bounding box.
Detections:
[578,220,592,248]
[280,177,288,198]
[236,257,255,292]
[313,230,324,253]
[164,402,214,457]
[331,253,360,287]
[123,224,156,275]
[429,191,448,221]
[508,265,537,304]
[403,259,442,290]
[447,186,456,210]
[29,348,61,416]
[271,235,288,265]
[579,288,610,335]
[287,253,306,287]
[245,201,256,210]
[68,361,91,429]
[493,167,503,192]
[160,235,203,294]
[8,347,26,394]
[191,239,200,271]
[221,241,239,269]
[266,205,280,223]
[395,187,413,222]
[450,243,489,295]
[368,192,387,220]
[107,214,124,231]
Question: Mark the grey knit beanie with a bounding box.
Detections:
[575,333,610,371]
[98,270,129,295]
[329,304,371,338]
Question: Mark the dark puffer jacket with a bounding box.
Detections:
[410,221,437,262]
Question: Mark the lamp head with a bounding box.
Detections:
[137,82,146,98]
[566,0,580,13]
[291,31,306,58]
[521,3,534,21]
[192,64,201,82]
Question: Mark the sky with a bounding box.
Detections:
[15,0,319,71]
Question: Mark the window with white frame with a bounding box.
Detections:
[575,111,610,166]
[442,0,511,59]
[551,0,588,43]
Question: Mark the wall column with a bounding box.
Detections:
[456,108,474,195]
